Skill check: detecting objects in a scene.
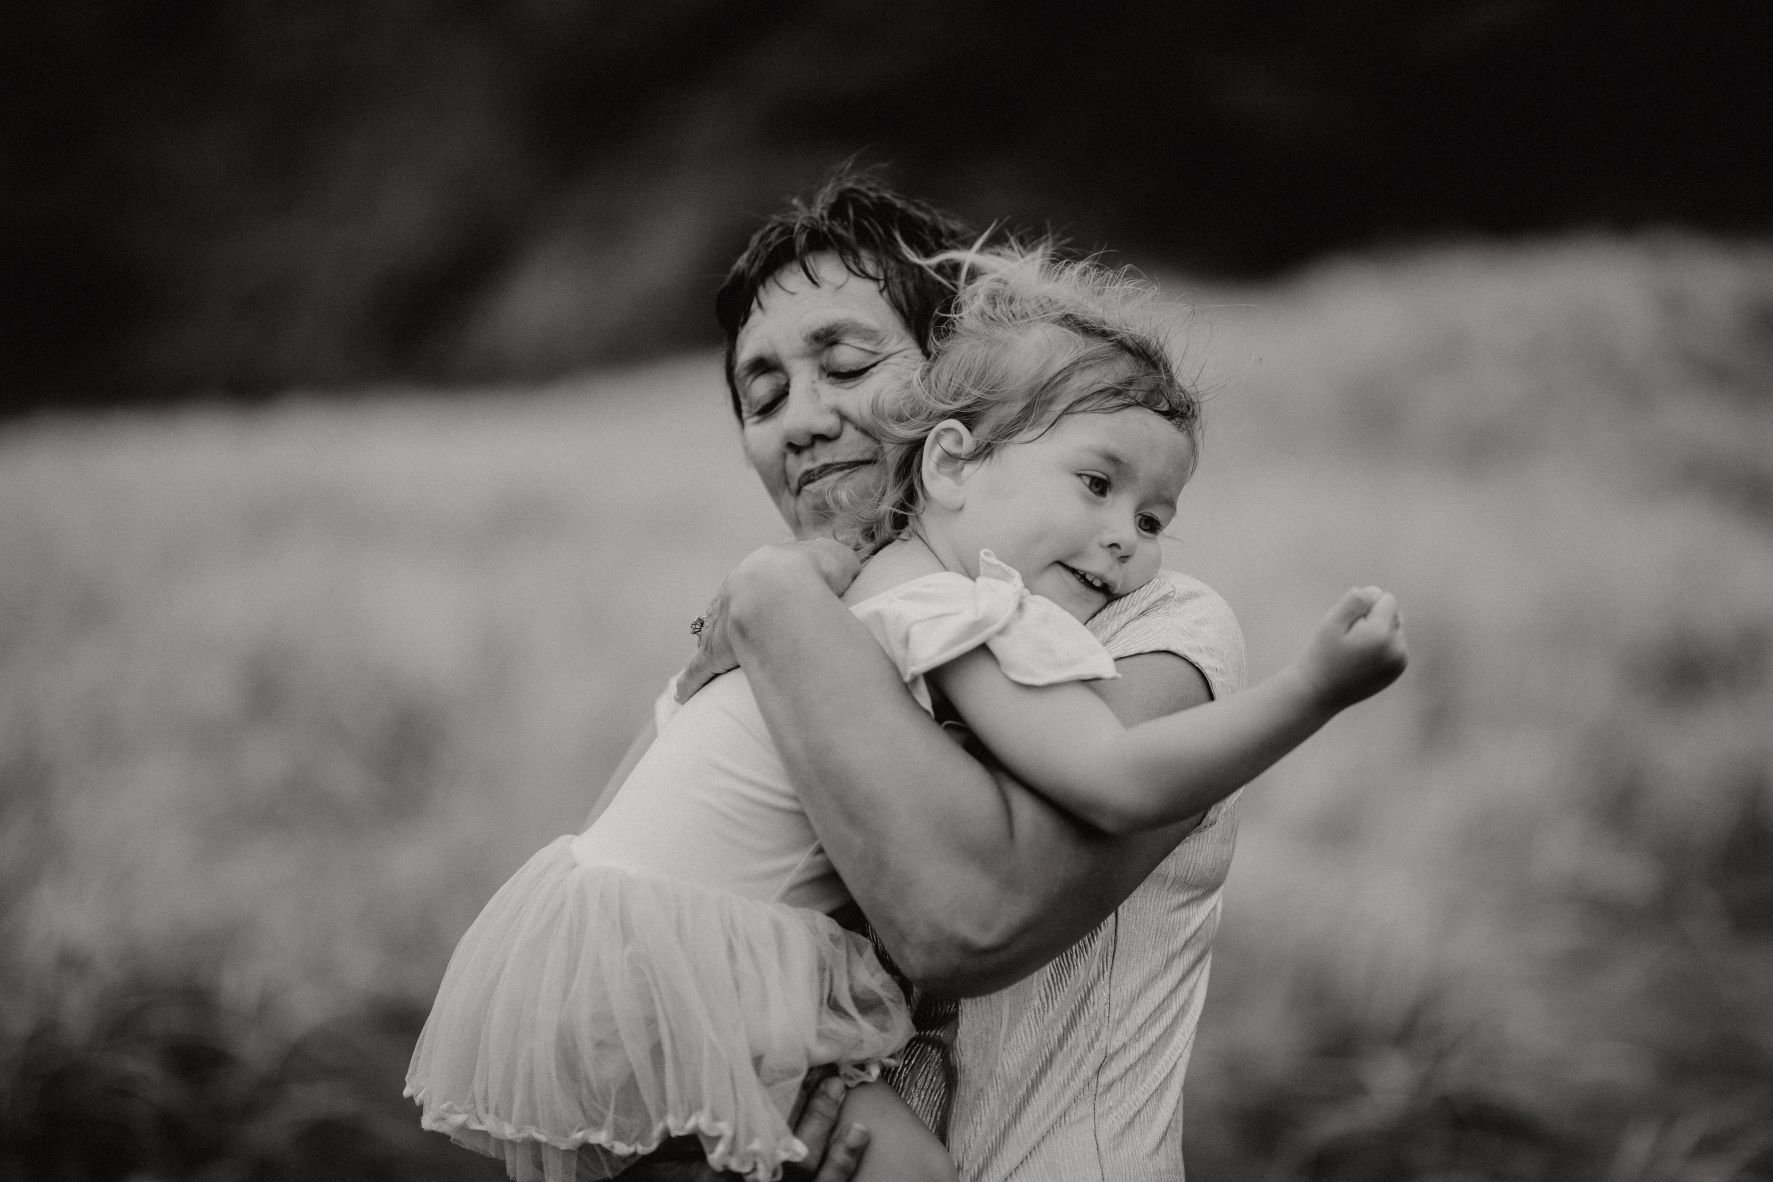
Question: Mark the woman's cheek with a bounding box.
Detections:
[739,425,790,499]
[862,358,920,419]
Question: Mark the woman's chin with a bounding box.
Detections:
[791,469,882,537]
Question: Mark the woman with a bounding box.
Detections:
[608,172,1245,1181]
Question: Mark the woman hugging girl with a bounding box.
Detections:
[406,248,1407,1182]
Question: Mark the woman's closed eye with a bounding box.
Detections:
[742,380,787,420]
[823,347,882,382]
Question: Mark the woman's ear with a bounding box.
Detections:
[921,420,976,512]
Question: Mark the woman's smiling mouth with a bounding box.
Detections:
[793,460,873,495]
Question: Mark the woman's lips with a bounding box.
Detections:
[793,460,873,494]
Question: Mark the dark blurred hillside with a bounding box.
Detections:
[5,0,1769,411]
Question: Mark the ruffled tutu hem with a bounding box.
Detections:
[406,836,910,1182]
[411,1094,821,1182]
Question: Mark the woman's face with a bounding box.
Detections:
[731,253,922,539]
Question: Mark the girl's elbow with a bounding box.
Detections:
[1065,760,1162,837]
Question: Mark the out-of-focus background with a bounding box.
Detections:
[5,4,1772,1180]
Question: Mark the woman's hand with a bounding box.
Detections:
[783,1074,873,1181]
[676,539,863,703]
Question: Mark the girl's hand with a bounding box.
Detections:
[1300,586,1409,713]
[676,539,863,703]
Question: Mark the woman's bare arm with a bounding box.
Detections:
[724,545,1212,997]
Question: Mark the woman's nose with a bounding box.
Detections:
[781,376,845,448]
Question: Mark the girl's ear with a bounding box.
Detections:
[921,420,976,512]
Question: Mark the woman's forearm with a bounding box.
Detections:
[724,549,1207,995]
[726,552,1018,978]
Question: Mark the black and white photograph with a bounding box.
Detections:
[4,4,1771,1180]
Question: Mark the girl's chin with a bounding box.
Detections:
[1033,578,1100,623]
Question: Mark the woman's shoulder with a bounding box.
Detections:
[1089,570,1247,697]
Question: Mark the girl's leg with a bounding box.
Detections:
[839,1082,957,1182]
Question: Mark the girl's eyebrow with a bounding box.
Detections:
[1080,445,1130,472]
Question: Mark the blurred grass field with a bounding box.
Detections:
[4,234,1772,1181]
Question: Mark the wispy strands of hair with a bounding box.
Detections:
[831,247,1202,554]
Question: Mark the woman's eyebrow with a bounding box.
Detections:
[733,350,780,385]
[807,319,891,349]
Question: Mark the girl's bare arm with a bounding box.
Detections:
[929,650,1326,836]
[724,544,1211,997]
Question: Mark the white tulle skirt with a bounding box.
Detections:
[405,836,911,1182]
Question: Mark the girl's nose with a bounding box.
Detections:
[1099,517,1138,559]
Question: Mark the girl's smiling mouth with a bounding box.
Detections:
[1060,563,1111,596]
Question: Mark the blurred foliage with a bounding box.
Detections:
[0,968,498,1182]
[4,0,1770,410]
[4,235,1772,1178]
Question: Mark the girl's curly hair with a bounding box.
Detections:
[829,247,1201,554]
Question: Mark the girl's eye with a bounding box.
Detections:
[1137,513,1163,536]
[1080,473,1110,497]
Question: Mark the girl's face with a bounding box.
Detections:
[945,407,1193,623]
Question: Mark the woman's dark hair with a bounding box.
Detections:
[715,168,980,418]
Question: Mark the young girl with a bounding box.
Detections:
[406,252,1407,1182]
